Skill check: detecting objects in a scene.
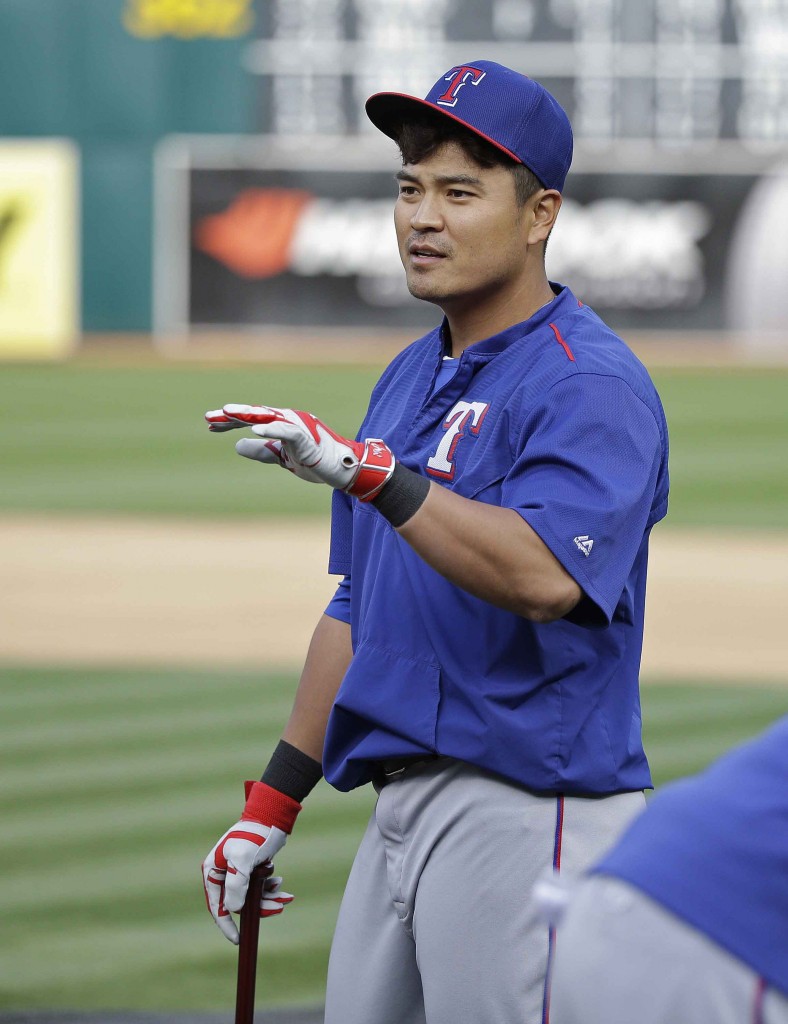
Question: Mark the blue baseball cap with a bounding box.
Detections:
[366,60,573,192]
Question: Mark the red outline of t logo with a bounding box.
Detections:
[426,401,490,480]
[435,66,487,108]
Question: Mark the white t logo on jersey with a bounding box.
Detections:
[427,400,490,480]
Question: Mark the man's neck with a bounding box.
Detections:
[444,279,557,356]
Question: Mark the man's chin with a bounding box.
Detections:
[405,275,454,306]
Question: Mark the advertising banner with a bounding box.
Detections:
[0,140,80,360]
[154,138,774,338]
[154,0,788,346]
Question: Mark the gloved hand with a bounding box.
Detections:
[259,874,295,917]
[202,781,301,944]
[205,404,395,501]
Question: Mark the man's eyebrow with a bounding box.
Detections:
[395,170,485,188]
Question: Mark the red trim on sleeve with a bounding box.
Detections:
[549,322,576,362]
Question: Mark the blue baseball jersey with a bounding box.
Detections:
[324,283,669,794]
[595,715,788,995]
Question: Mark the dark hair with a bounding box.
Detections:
[394,111,543,207]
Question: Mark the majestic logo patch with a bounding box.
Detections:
[427,401,489,480]
[573,535,594,557]
[436,66,486,108]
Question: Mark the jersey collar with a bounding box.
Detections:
[441,282,576,363]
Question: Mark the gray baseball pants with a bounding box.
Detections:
[324,758,645,1024]
[550,875,788,1024]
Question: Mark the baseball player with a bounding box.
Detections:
[201,60,670,1024]
[549,715,788,1024]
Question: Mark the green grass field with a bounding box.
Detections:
[1,666,786,1012]
[1,358,786,1011]
[1,362,787,525]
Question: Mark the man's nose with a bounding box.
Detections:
[410,194,444,232]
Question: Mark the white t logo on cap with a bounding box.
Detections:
[436,66,486,108]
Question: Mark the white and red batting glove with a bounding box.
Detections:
[202,781,300,944]
[205,404,395,501]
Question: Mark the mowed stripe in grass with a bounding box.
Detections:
[1,362,787,526]
[1,666,786,1011]
[0,666,373,1010]
[643,683,788,783]
[0,363,380,519]
[657,367,788,528]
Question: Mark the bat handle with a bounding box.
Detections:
[235,861,274,1024]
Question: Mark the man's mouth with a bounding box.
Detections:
[408,243,448,263]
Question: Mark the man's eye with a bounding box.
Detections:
[448,189,472,199]
[399,186,418,196]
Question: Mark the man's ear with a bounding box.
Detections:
[528,191,562,246]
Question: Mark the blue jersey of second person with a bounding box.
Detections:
[595,715,788,996]
[323,283,669,795]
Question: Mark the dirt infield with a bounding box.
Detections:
[1,515,786,684]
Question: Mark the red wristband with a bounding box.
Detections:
[242,780,302,834]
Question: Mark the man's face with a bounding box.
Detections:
[394,141,534,311]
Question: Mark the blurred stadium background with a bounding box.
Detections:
[1,0,787,1018]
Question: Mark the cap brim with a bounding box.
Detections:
[365,91,522,167]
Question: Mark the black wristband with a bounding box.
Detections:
[261,739,323,803]
[371,463,431,528]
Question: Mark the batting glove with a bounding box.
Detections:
[259,874,294,917]
[205,404,395,501]
[202,781,301,944]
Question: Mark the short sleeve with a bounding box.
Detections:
[325,575,352,624]
[504,373,664,628]
[329,489,353,576]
